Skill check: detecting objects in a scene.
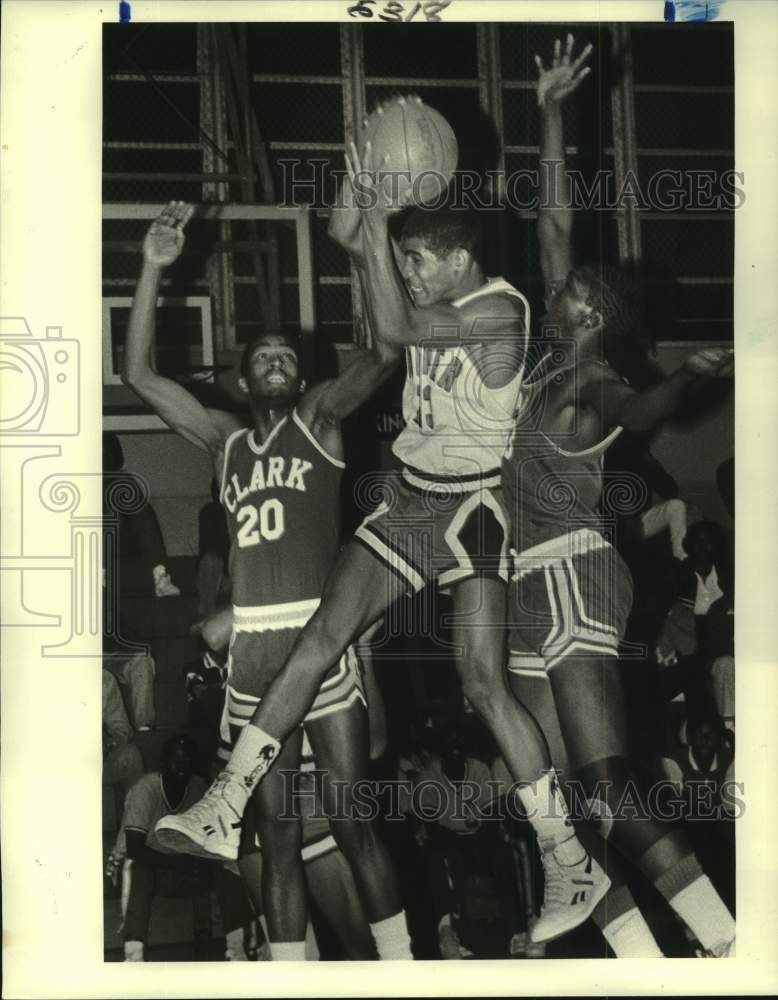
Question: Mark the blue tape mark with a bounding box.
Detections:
[119,0,131,23]
[665,1,725,22]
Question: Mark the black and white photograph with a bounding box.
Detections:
[2,1,777,996]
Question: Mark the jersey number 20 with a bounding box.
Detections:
[236,498,285,548]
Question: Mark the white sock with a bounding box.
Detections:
[370,911,413,960]
[602,907,663,958]
[269,940,307,961]
[221,725,281,813]
[225,927,248,960]
[669,874,735,953]
[304,920,320,961]
[517,771,581,858]
[124,940,144,961]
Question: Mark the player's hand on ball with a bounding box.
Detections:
[143,200,194,267]
[345,138,411,221]
[683,347,734,378]
[535,34,593,108]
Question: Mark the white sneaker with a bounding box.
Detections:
[530,842,611,944]
[508,931,527,957]
[438,924,473,959]
[525,921,547,958]
[698,937,736,958]
[153,565,181,597]
[154,774,242,860]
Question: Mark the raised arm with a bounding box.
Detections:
[121,201,240,472]
[296,347,399,450]
[582,347,734,433]
[535,35,593,292]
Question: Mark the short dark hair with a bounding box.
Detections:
[160,734,198,767]
[401,207,483,264]
[686,707,726,743]
[239,330,302,380]
[571,264,654,376]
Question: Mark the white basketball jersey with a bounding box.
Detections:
[393,278,529,485]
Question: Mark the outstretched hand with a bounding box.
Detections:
[535,34,593,108]
[345,98,416,220]
[683,347,735,379]
[143,200,194,267]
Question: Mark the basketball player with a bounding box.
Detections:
[122,202,412,960]
[502,36,736,956]
[155,120,613,941]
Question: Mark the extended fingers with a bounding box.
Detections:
[157,199,191,230]
[571,41,594,74]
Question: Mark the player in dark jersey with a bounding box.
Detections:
[122,201,412,960]
[153,99,621,941]
[502,35,735,956]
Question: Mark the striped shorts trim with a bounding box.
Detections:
[354,481,511,595]
[509,532,631,673]
[233,598,320,633]
[402,465,502,495]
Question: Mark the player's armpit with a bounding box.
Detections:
[298,350,400,427]
[579,369,637,428]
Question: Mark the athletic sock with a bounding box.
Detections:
[123,940,144,961]
[269,940,307,961]
[370,911,413,960]
[221,724,281,813]
[225,927,248,961]
[663,871,735,953]
[517,770,583,860]
[601,907,663,958]
[304,921,320,961]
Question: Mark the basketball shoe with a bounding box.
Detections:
[155,772,243,860]
[530,838,611,944]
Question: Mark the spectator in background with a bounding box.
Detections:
[103,641,157,733]
[103,431,180,597]
[398,717,521,959]
[103,669,144,824]
[656,519,733,710]
[113,735,216,961]
[657,709,736,914]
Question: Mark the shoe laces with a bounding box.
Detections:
[539,849,574,908]
[187,773,239,821]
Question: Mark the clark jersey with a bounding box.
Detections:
[220,411,344,608]
[393,278,529,484]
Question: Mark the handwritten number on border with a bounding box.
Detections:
[347,1,453,22]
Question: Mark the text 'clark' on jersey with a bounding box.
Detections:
[220,411,344,608]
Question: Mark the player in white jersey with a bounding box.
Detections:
[123,202,413,961]
[155,133,610,942]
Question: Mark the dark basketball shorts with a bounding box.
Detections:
[354,470,511,595]
[507,529,634,676]
[220,599,365,743]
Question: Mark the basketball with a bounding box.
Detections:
[364,96,458,207]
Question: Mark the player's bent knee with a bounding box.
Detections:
[458,655,505,722]
[328,815,376,860]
